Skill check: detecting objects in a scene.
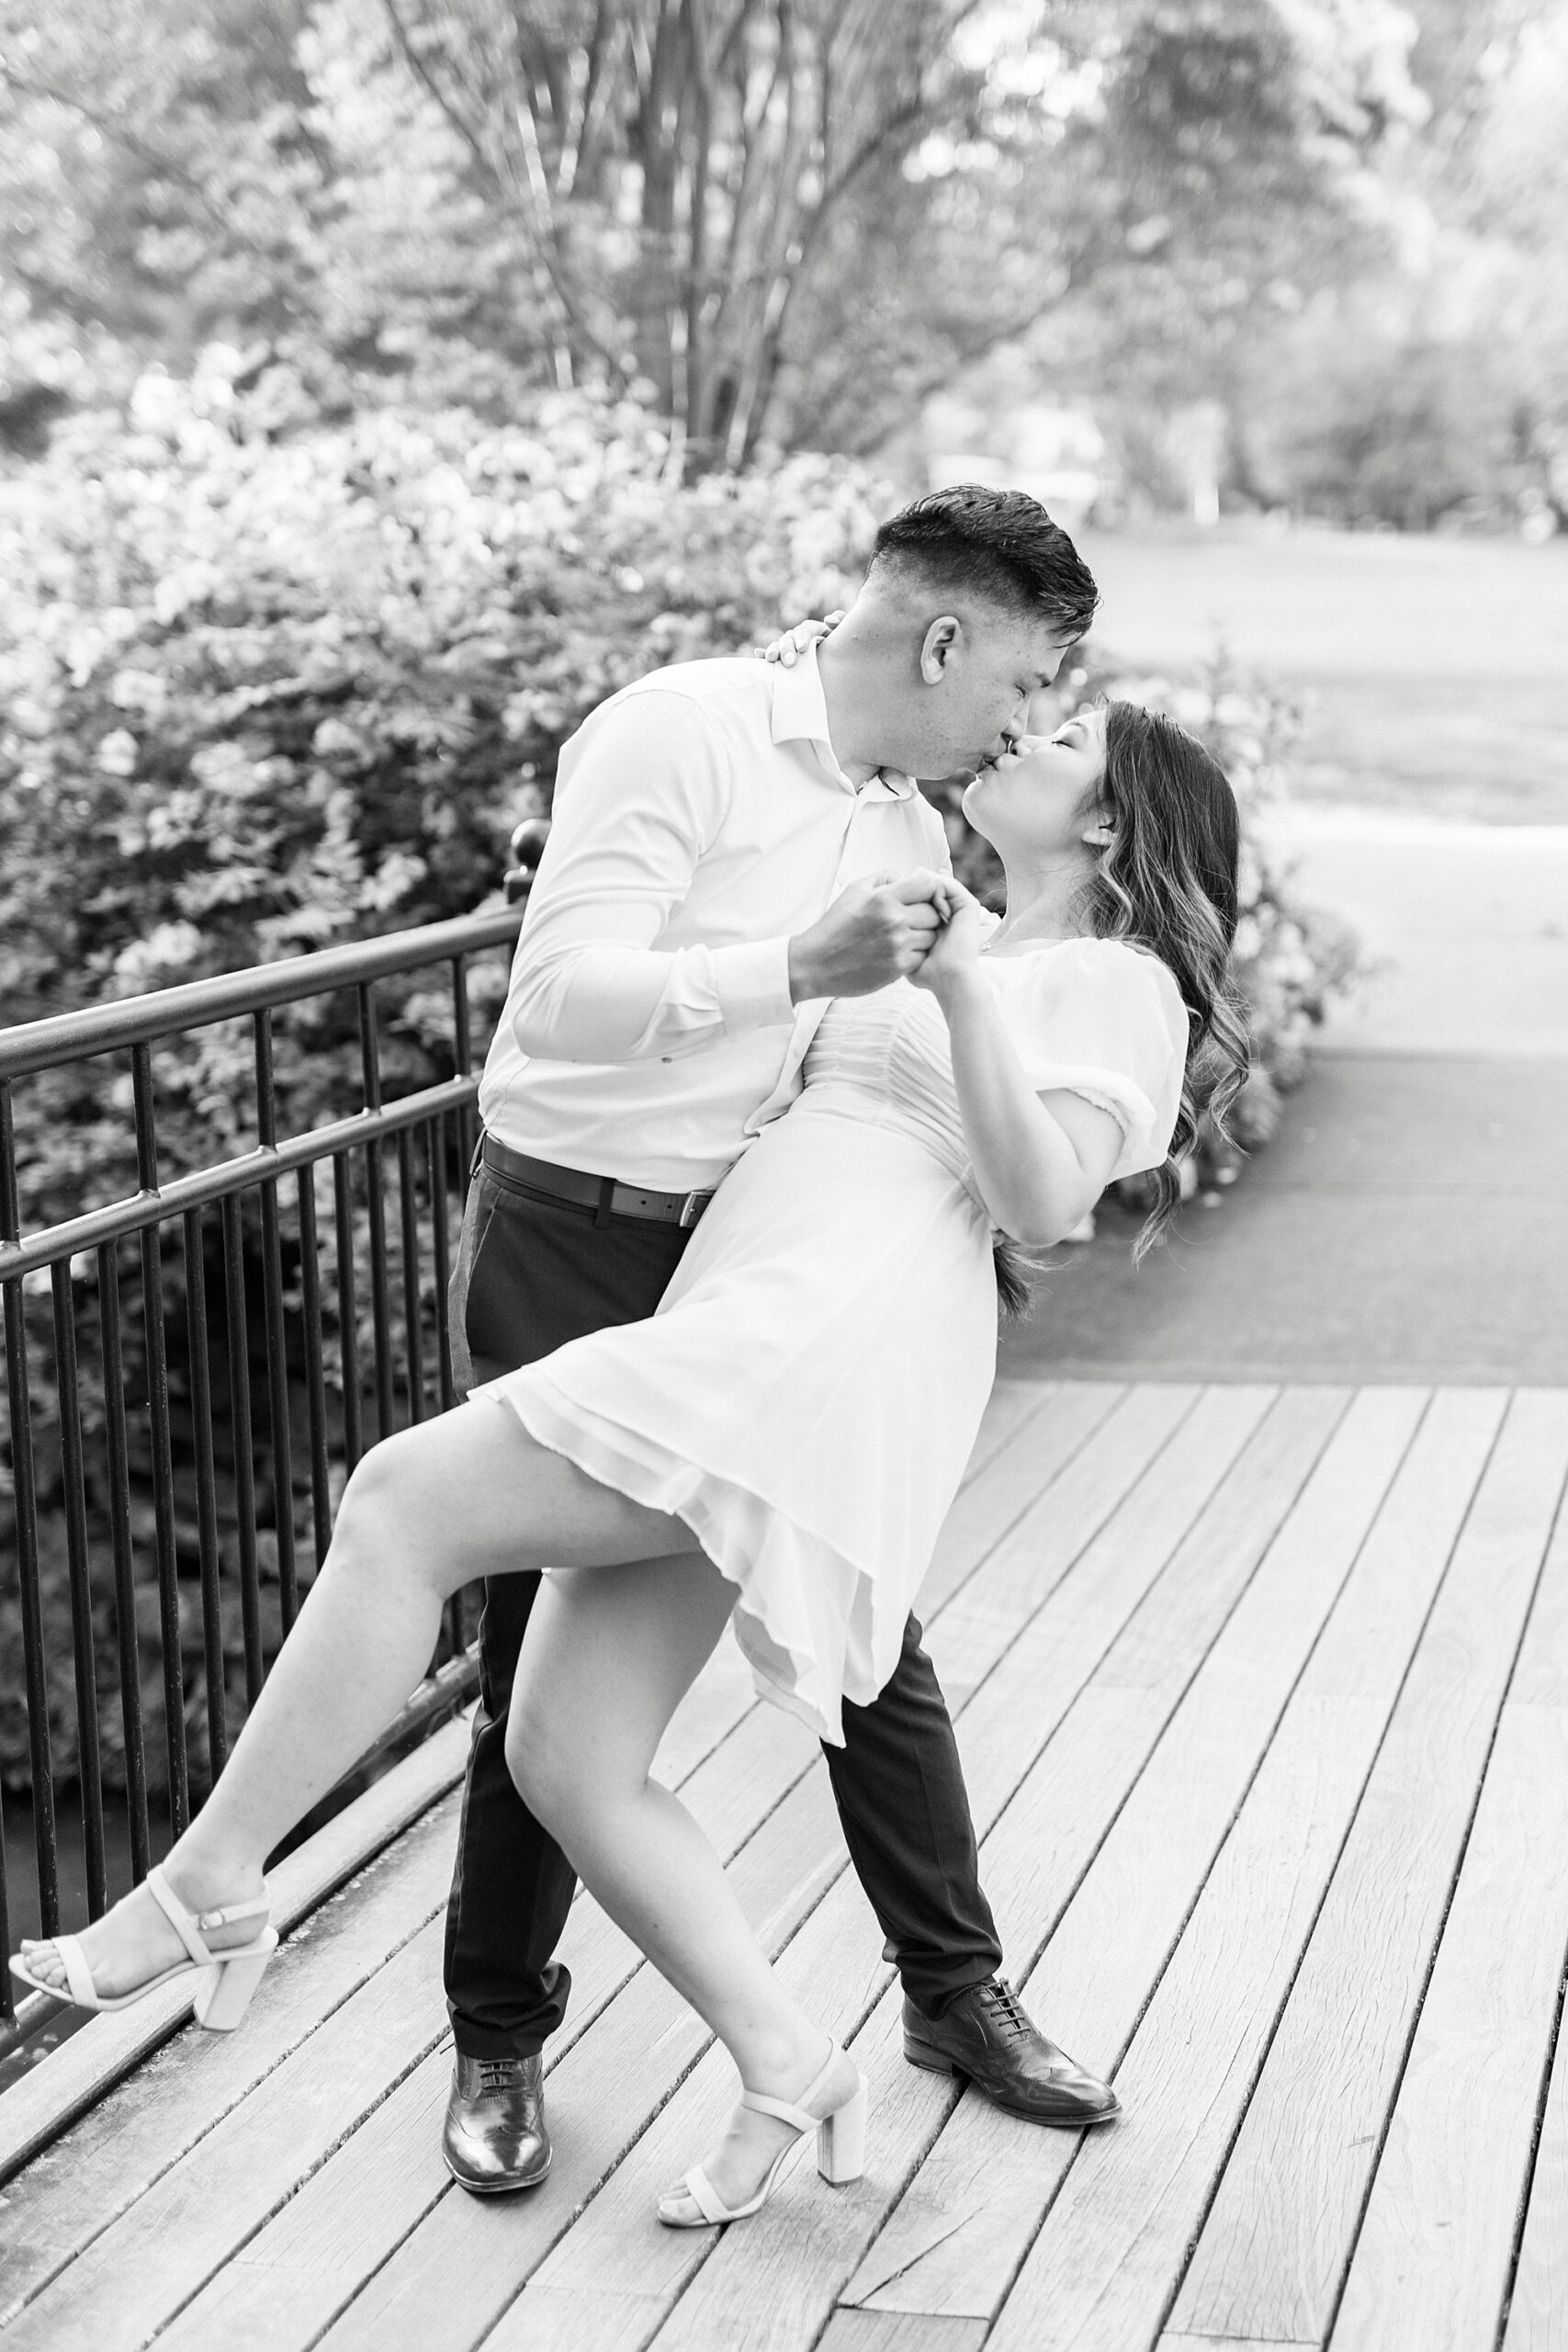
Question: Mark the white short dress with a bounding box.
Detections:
[475,933,1190,1744]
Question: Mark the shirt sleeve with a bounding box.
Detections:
[1002,942,1191,1180]
[506,686,797,1065]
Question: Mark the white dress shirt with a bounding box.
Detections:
[478,648,953,1190]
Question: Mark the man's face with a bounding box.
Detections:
[897,614,1072,781]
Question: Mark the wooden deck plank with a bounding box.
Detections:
[1158,2338,1313,2351]
[623,1969,936,2352]
[482,2288,670,2352]
[301,1393,1221,2350]
[309,1863,886,2352]
[919,1382,1124,1620]
[513,1382,1254,2343]
[286,1394,1197,2351]
[10,1353,1033,2247]
[14,1383,1564,2352]
[1332,1493,1568,2352]
[638,1388,1339,2351]
[0,1707,475,2188]
[1164,1388,1568,2350]
[958,1376,1066,1485]
[151,2054,453,2352]
[0,1792,461,2323]
[0,1919,455,2352]
[420,1402,1242,2347]
[147,1766,849,2352]
[817,2314,989,2352]
[841,1383,1403,2326]
[0,1637,764,2327]
[977,1388,1524,2352]
[924,1385,1201,1692]
[0,1648,815,2343]
[1505,2011,1568,2351]
[525,1877,904,2326]
[942,1385,1278,1797]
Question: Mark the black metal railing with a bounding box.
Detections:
[0,847,542,2047]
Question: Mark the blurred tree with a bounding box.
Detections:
[789,0,1422,456]
[335,0,982,466]
[0,1,318,356]
[0,0,1422,466]
[1227,0,1568,526]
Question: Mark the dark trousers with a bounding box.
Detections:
[442,1156,1003,2059]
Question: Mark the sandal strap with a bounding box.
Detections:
[194,1894,271,1936]
[676,2165,734,2224]
[53,1935,99,2007]
[739,2039,846,2137]
[144,1867,217,1968]
[739,2087,818,2133]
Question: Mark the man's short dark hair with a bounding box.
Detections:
[871,485,1100,643]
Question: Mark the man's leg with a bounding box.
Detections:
[441,1163,689,2188]
[825,1614,1000,2013]
[825,1613,1120,2127]
[442,1570,573,2059]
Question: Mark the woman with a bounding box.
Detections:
[16,694,1245,2229]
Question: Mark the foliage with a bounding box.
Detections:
[1230,0,1568,526]
[0,369,880,1794]
[0,0,1421,470]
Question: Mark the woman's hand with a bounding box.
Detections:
[909,876,987,996]
[754,612,846,667]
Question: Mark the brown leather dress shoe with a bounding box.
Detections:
[442,2052,552,2193]
[904,1978,1120,2126]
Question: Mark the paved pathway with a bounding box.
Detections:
[1002,810,1568,1386]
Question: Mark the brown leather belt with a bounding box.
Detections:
[479,1135,715,1229]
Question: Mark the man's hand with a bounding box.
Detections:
[788,872,946,1002]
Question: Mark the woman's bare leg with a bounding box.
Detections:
[509,1558,859,2214]
[18,1401,695,1997]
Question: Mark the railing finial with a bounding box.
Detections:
[504,817,551,906]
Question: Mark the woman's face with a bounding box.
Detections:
[961,701,1109,856]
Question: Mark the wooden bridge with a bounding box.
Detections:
[1,1376,1564,2352]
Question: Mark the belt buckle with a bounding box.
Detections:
[678,1190,708,1228]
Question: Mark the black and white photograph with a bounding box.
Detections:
[1,1,1565,2345]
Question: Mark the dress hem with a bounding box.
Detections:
[475,1374,894,1747]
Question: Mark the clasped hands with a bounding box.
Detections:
[787,868,982,1004]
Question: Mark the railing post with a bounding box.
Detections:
[357,986,395,1446]
[254,1012,299,1634]
[131,1041,189,1836]
[182,1207,227,1787]
[51,1259,107,1915]
[296,1168,334,1584]
[1,1078,60,1940]
[221,1193,265,1709]
[98,1239,151,1880]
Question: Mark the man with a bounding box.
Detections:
[442,485,1118,2193]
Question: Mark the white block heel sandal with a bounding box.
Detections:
[658,2041,868,2227]
[9,1865,276,2031]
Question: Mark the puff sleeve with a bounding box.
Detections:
[998,939,1190,1181]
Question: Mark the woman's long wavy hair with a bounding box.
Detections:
[994,697,1249,1315]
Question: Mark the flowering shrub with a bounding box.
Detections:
[1,364,878,1069]
[0,365,1358,1793]
[0,368,883,1793]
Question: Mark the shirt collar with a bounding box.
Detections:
[767,642,918,800]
